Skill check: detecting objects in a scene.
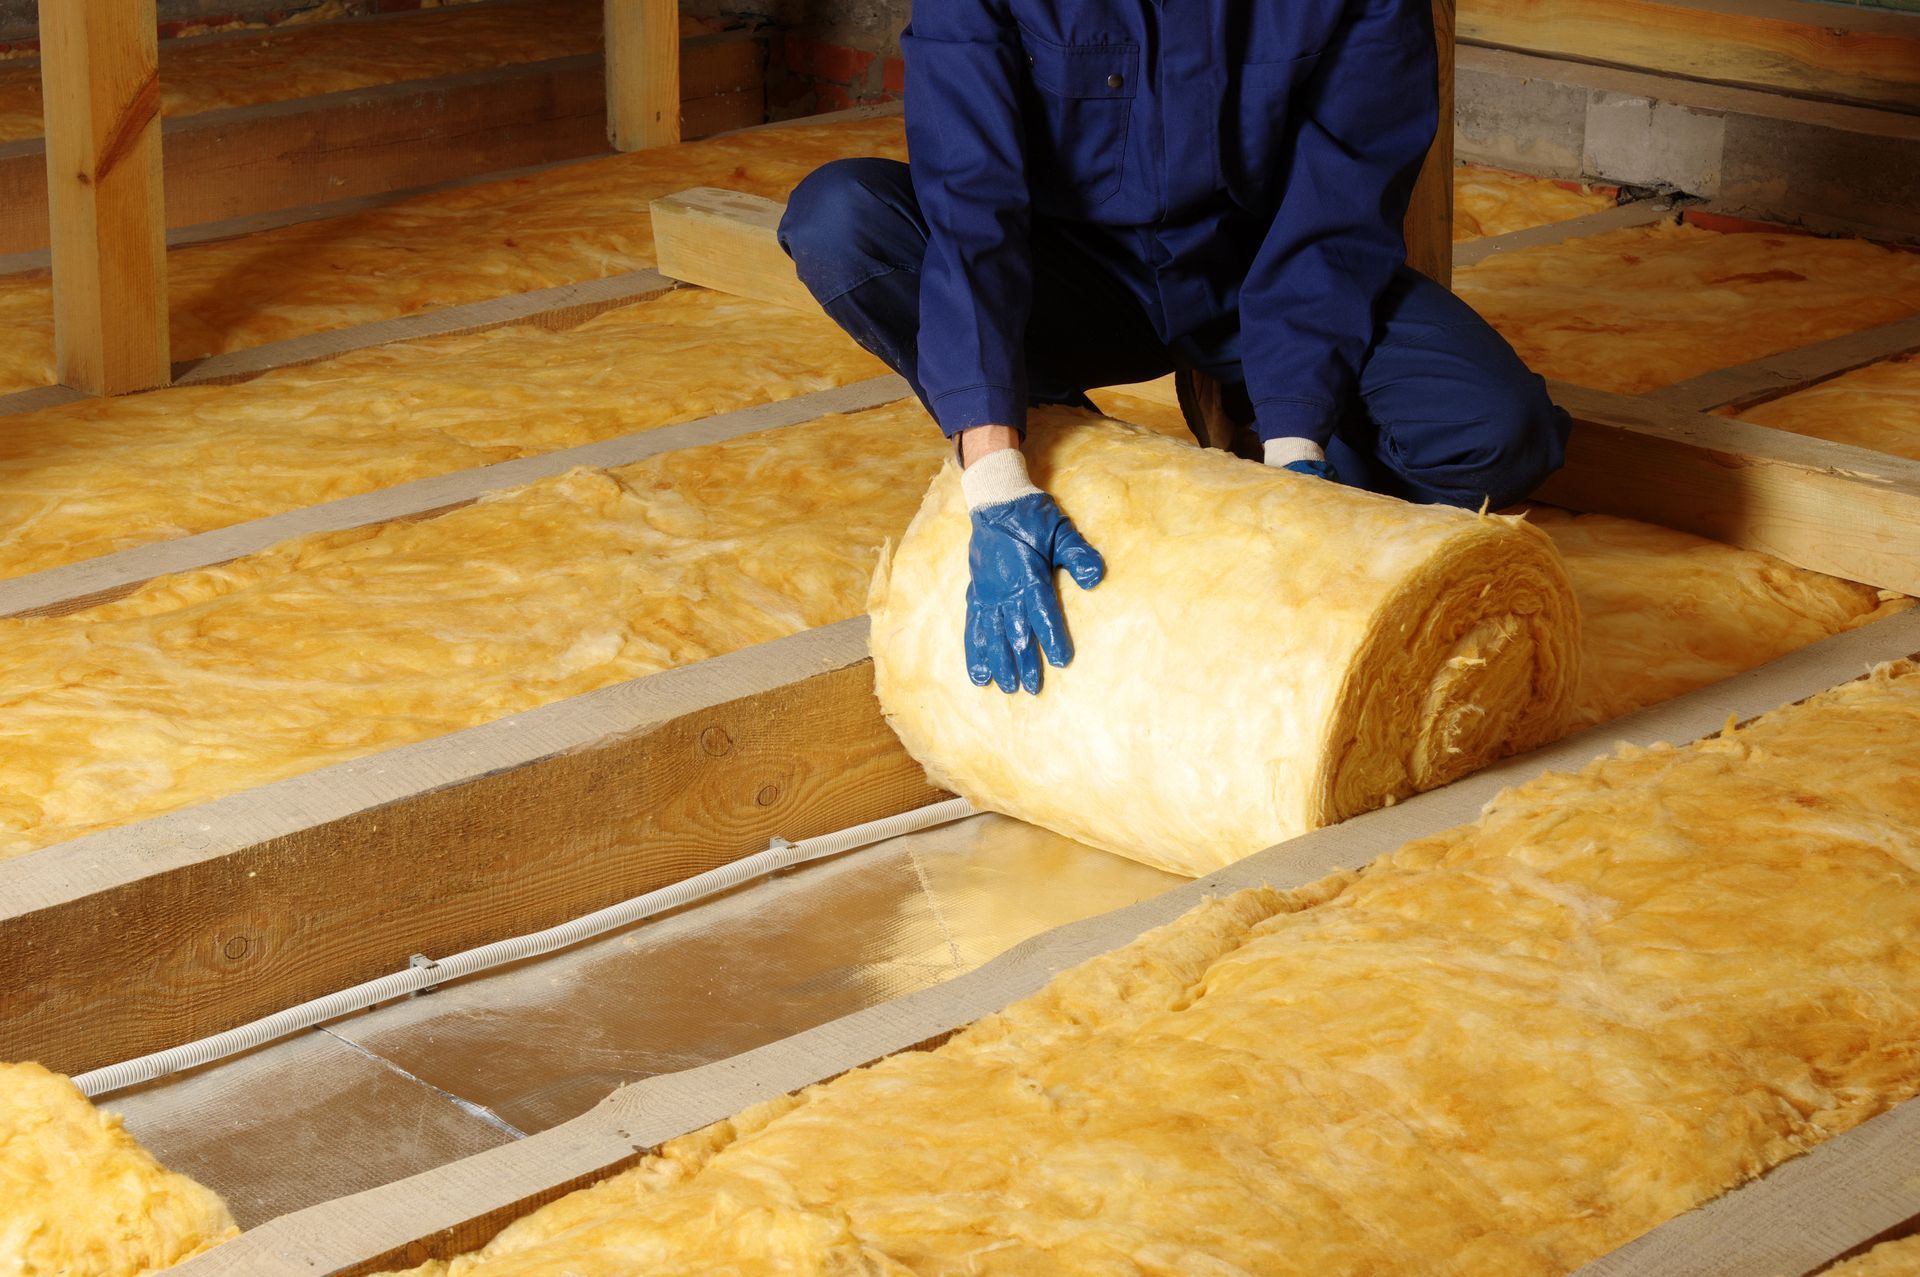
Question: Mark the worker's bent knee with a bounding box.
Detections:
[1397,381,1572,510]
[778,158,924,302]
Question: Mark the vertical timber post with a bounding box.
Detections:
[40,0,171,396]
[606,0,681,151]
[1404,0,1456,289]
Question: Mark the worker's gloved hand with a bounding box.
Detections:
[961,449,1105,695]
[1263,437,1340,484]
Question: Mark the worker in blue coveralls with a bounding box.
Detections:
[777,0,1572,696]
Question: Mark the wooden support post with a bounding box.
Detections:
[38,0,170,396]
[605,0,681,151]
[1403,0,1456,289]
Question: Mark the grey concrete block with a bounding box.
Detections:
[1583,94,1727,195]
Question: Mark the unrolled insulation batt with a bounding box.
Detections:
[1452,165,1615,241]
[1456,220,1920,394]
[0,289,884,580]
[0,116,911,397]
[1728,352,1920,461]
[869,415,1583,876]
[0,406,1897,862]
[0,1062,235,1276]
[374,661,1920,1277]
[0,0,601,143]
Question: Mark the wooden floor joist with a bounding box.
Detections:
[1540,382,1920,597]
[1450,194,1681,267]
[170,268,680,387]
[0,617,945,1077]
[0,31,768,257]
[0,373,909,621]
[1645,310,1920,414]
[162,605,1920,1277]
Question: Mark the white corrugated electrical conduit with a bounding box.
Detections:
[75,797,977,1099]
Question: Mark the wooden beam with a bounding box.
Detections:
[606,0,681,151]
[0,374,909,621]
[0,619,945,1077]
[1644,311,1920,414]
[170,269,680,388]
[1452,195,1681,268]
[1457,0,1920,115]
[38,0,169,395]
[1403,0,1456,288]
[1539,383,1920,596]
[0,33,770,257]
[652,187,815,310]
[0,266,680,421]
[168,606,1920,1277]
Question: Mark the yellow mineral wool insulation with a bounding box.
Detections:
[0,289,885,580]
[1452,164,1616,241]
[1524,506,1909,727]
[0,115,909,396]
[1456,220,1920,395]
[0,0,600,143]
[869,415,1583,877]
[0,410,1895,862]
[378,663,1920,1277]
[1827,1237,1920,1275]
[0,1062,236,1276]
[0,401,948,860]
[1726,352,1920,461]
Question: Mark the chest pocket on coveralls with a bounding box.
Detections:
[1019,31,1138,212]
[1231,51,1321,207]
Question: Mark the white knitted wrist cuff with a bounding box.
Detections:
[961,447,1042,509]
[1263,437,1326,467]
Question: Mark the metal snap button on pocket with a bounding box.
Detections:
[1107,73,1124,89]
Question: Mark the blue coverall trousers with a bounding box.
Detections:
[778,157,1573,511]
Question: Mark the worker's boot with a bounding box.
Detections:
[1174,369,1263,463]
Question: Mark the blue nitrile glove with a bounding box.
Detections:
[961,449,1105,695]
[1263,438,1340,484]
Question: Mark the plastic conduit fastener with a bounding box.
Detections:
[74,796,977,1098]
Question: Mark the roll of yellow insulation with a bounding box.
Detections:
[868,413,1583,876]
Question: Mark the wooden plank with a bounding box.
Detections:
[606,0,681,151]
[1645,310,1920,413]
[0,32,770,257]
[0,153,596,283]
[0,382,86,417]
[0,618,946,1077]
[1458,0,1920,115]
[0,374,910,621]
[0,266,678,421]
[1452,194,1681,267]
[1539,382,1920,595]
[1404,0,1456,288]
[171,268,679,387]
[169,605,1920,1277]
[651,187,814,310]
[39,0,170,395]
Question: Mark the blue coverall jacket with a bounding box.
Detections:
[902,0,1438,447]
